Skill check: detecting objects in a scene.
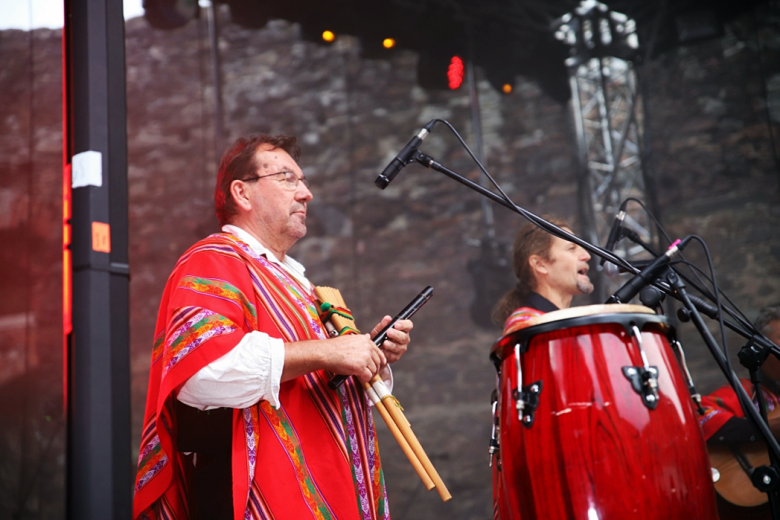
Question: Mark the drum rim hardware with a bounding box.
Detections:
[491,311,670,365]
[489,390,499,467]
[513,381,543,427]
[671,338,705,414]
[512,343,543,427]
[622,324,660,410]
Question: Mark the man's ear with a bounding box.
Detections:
[529,255,548,276]
[230,180,253,213]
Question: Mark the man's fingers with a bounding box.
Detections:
[370,316,393,338]
[358,366,373,383]
[393,319,413,333]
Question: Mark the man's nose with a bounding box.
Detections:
[297,182,313,202]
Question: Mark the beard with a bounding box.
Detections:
[577,277,594,295]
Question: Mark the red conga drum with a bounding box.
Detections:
[489,304,717,520]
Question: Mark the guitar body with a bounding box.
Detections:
[707,405,780,520]
[709,441,769,507]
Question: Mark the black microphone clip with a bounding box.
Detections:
[607,236,691,304]
[600,203,627,268]
[374,121,435,189]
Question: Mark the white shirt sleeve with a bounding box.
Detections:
[177,331,285,410]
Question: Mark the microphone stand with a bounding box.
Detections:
[410,151,634,272]
[619,226,780,513]
[619,229,765,337]
[667,270,780,518]
[406,150,780,513]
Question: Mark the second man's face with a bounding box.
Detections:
[545,235,594,297]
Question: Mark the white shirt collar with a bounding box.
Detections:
[221,224,310,288]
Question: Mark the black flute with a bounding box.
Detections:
[328,286,435,390]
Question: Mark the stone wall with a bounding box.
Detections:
[0,27,66,519]
[0,3,778,518]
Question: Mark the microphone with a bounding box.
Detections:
[607,236,691,304]
[375,122,434,189]
[600,201,627,269]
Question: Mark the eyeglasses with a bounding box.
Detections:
[241,170,311,191]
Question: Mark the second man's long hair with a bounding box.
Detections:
[492,217,569,325]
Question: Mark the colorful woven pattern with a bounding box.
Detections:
[135,431,167,493]
[179,275,258,330]
[163,307,237,375]
[502,306,545,336]
[261,400,336,520]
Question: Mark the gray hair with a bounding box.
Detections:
[755,304,780,335]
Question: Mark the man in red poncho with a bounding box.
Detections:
[698,304,780,519]
[700,304,780,442]
[133,134,413,520]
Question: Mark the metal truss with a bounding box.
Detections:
[555,1,654,299]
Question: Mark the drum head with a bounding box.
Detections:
[491,304,666,361]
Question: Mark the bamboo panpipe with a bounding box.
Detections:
[361,381,435,490]
[316,308,434,490]
[314,286,451,502]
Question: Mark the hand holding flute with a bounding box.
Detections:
[315,286,451,502]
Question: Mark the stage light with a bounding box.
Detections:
[383,38,396,49]
[447,56,464,89]
[322,30,336,42]
[502,83,512,94]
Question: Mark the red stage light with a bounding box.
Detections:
[447,56,464,89]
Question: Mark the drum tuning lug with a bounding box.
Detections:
[488,440,499,467]
[489,400,500,467]
[512,380,543,428]
[622,366,660,410]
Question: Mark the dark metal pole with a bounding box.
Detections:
[465,41,495,240]
[65,0,131,518]
[207,0,225,158]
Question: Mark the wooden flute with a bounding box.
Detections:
[314,286,451,502]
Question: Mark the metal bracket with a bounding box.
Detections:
[489,397,499,467]
[512,381,543,428]
[622,366,659,409]
[622,324,660,409]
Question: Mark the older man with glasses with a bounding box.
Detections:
[133,134,412,520]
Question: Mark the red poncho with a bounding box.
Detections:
[133,233,388,520]
[699,378,780,441]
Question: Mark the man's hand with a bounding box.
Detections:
[282,334,386,384]
[324,333,387,383]
[370,316,413,364]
